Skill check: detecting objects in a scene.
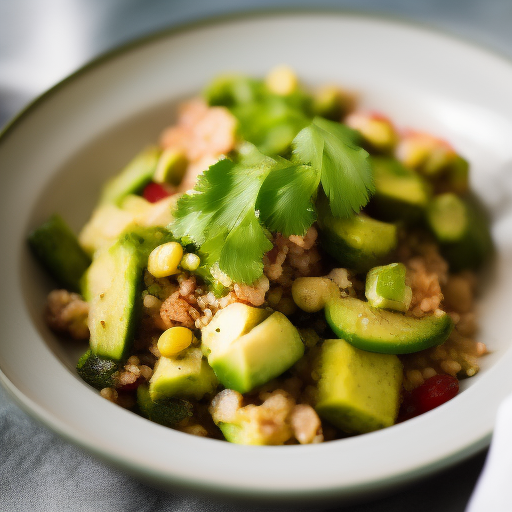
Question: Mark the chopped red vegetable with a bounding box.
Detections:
[143,182,171,203]
[399,374,459,421]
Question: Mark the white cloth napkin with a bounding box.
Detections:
[466,394,512,512]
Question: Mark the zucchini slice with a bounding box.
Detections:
[325,297,453,354]
[84,239,142,361]
[28,214,91,292]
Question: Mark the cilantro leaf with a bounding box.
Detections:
[171,154,273,284]
[293,117,374,218]
[257,159,320,236]
[171,158,233,245]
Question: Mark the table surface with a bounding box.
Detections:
[1,1,509,510]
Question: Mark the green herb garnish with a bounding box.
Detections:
[171,118,374,285]
[293,117,374,218]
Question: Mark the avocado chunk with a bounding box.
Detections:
[317,198,397,273]
[209,389,292,445]
[137,384,193,427]
[365,263,412,312]
[76,350,120,390]
[201,303,271,356]
[28,214,91,292]
[79,195,175,256]
[426,193,493,271]
[369,157,431,222]
[149,347,218,401]
[315,339,403,434]
[202,304,305,394]
[99,146,161,206]
[79,203,138,255]
[325,297,453,354]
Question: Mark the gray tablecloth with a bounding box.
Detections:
[1,1,511,510]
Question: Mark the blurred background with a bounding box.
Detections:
[2,0,512,126]
[1,0,512,511]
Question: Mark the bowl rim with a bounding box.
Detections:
[1,8,510,501]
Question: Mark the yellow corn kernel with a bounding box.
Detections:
[148,242,183,278]
[180,252,201,271]
[157,327,194,357]
[265,65,298,96]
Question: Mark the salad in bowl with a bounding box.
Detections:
[28,66,492,446]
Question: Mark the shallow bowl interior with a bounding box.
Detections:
[2,12,512,502]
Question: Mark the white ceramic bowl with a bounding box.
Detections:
[2,11,512,502]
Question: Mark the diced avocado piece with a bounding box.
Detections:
[79,196,176,256]
[216,418,281,446]
[83,239,142,361]
[325,297,453,354]
[365,263,412,312]
[201,303,271,357]
[76,349,120,390]
[315,339,403,434]
[369,157,431,222]
[28,214,91,292]
[99,146,161,206]
[79,203,137,255]
[149,347,218,401]
[202,304,304,394]
[121,194,177,230]
[317,198,398,273]
[210,390,290,445]
[153,148,188,186]
[426,193,493,271]
[137,384,193,427]
[217,423,252,444]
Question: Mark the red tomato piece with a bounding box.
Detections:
[143,182,171,203]
[399,374,459,422]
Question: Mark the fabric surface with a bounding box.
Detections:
[0,382,488,512]
[466,394,512,512]
[0,385,286,512]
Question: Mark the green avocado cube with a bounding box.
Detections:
[149,347,218,401]
[365,263,412,312]
[202,304,305,394]
[315,339,403,434]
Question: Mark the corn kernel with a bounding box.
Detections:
[265,65,298,96]
[148,242,183,278]
[180,252,201,271]
[157,326,193,357]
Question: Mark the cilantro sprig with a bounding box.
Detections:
[170,118,374,285]
[293,117,374,218]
